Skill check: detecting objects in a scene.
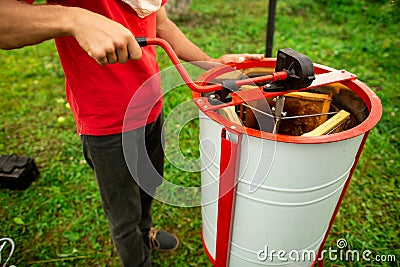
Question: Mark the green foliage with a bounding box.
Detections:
[1,0,399,266]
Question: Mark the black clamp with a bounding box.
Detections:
[208,79,239,105]
[264,48,315,92]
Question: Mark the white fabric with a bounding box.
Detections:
[121,0,162,18]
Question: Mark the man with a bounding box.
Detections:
[0,0,263,266]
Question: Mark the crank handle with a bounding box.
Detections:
[134,37,309,94]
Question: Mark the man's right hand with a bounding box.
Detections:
[68,7,142,65]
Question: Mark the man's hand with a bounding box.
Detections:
[192,53,264,70]
[215,53,264,64]
[69,8,142,65]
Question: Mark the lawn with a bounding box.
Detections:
[0,0,398,266]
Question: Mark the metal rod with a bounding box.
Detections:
[326,117,350,135]
[281,112,339,120]
[241,104,338,120]
[241,103,274,118]
[273,95,285,132]
[265,0,277,57]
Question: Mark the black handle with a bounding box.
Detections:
[135,37,147,47]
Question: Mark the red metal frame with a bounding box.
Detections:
[214,129,242,267]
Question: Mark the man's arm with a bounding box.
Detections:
[0,0,71,49]
[0,0,142,65]
[156,6,263,67]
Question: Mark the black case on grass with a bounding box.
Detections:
[0,154,39,190]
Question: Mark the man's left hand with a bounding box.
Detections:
[216,53,264,64]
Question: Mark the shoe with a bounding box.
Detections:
[148,227,179,252]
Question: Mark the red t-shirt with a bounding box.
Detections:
[30,0,167,135]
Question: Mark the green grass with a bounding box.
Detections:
[0,0,399,266]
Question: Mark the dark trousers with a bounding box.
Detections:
[80,114,164,267]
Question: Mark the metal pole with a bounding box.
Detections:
[265,0,277,57]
